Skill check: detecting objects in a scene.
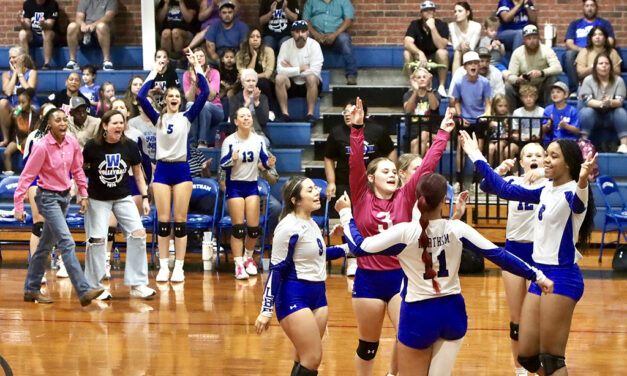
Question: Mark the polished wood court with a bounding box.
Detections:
[0,251,625,376]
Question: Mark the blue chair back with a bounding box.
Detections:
[310,178,330,240]
[446,182,454,219]
[597,175,627,211]
[0,176,20,200]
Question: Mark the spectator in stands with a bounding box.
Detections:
[128,95,157,163]
[403,1,449,97]
[564,0,615,96]
[449,46,505,97]
[236,27,277,111]
[80,64,99,113]
[479,15,506,71]
[123,75,144,119]
[259,0,300,54]
[303,0,357,85]
[403,67,441,156]
[96,82,115,117]
[229,69,270,146]
[187,0,240,50]
[0,47,38,146]
[578,53,627,153]
[487,94,517,166]
[205,0,249,63]
[495,0,536,53]
[48,72,91,115]
[275,20,323,123]
[64,0,117,71]
[149,49,181,106]
[156,0,199,70]
[19,0,59,70]
[449,2,481,73]
[512,84,544,142]
[576,26,622,84]
[542,81,581,144]
[219,49,239,98]
[3,88,37,174]
[505,25,562,112]
[184,47,224,147]
[67,97,100,148]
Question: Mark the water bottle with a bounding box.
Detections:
[83,33,91,45]
[13,105,22,116]
[50,246,59,270]
[202,231,214,271]
[154,249,161,270]
[112,247,121,270]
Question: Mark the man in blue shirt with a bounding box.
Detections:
[495,0,537,54]
[564,0,615,95]
[302,0,357,85]
[205,0,249,62]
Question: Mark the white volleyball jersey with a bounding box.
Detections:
[155,112,191,162]
[220,132,269,182]
[503,176,547,242]
[340,210,543,303]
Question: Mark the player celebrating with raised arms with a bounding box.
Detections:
[335,174,553,376]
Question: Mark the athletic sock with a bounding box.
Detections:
[174,259,184,270]
[234,256,244,266]
[245,249,254,259]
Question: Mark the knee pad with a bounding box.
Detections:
[107,226,117,242]
[356,340,379,361]
[173,222,187,238]
[158,221,171,237]
[517,354,541,373]
[247,225,262,239]
[232,224,247,239]
[32,222,43,237]
[539,353,566,375]
[290,361,300,376]
[509,321,519,341]
[293,364,318,376]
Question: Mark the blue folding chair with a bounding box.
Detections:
[596,175,627,261]
[186,178,220,254]
[216,178,271,267]
[0,176,33,260]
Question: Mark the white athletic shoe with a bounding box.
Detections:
[618,144,627,154]
[437,85,448,98]
[41,274,47,284]
[346,258,357,276]
[156,266,170,282]
[56,259,69,278]
[235,264,249,280]
[130,285,157,299]
[96,290,112,300]
[244,258,258,276]
[170,267,185,283]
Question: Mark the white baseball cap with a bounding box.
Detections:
[462,51,480,64]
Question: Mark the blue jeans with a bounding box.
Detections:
[497,29,523,54]
[324,32,358,77]
[186,102,224,146]
[579,106,627,139]
[24,189,92,297]
[263,34,291,55]
[564,49,579,93]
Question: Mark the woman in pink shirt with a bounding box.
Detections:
[14,108,104,307]
[183,47,224,148]
[348,98,455,376]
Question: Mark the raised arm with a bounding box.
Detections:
[348,98,369,201]
[137,70,161,125]
[339,207,409,257]
[184,56,210,123]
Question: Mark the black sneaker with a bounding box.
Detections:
[305,114,317,124]
[41,63,51,70]
[276,113,292,122]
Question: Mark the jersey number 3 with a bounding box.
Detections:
[376,212,393,232]
[423,251,449,279]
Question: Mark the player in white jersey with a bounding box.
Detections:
[480,142,548,376]
[220,107,276,279]
[462,131,597,376]
[255,177,348,376]
[335,173,553,376]
[137,52,209,283]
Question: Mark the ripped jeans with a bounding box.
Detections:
[84,195,148,288]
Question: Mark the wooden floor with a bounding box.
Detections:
[0,250,625,376]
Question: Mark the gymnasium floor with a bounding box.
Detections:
[0,250,625,375]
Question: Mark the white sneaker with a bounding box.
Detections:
[130,285,156,299]
[235,264,249,280]
[438,85,448,98]
[96,290,112,300]
[156,266,170,282]
[56,259,69,278]
[41,274,47,284]
[618,144,627,154]
[63,60,79,71]
[346,258,357,276]
[244,258,258,276]
[170,267,185,283]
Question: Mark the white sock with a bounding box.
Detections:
[244,249,254,259]
[234,256,244,266]
[515,367,527,376]
[159,258,169,270]
[174,260,184,270]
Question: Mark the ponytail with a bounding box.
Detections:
[418,196,439,292]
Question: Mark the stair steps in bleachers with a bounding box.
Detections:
[0,46,144,70]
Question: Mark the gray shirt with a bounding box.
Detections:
[78,0,117,25]
[580,75,626,104]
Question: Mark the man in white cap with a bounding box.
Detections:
[505,24,562,111]
[403,0,450,97]
[449,46,505,97]
[67,96,101,148]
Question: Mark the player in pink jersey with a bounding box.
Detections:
[347,97,455,376]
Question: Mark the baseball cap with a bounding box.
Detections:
[551,81,569,96]
[218,0,235,10]
[522,24,539,37]
[69,96,88,110]
[420,1,436,11]
[476,47,491,57]
[462,51,480,64]
[291,20,308,31]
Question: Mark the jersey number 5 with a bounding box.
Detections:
[167,124,173,134]
[423,251,449,279]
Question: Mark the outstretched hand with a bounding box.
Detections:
[330,223,344,237]
[451,191,469,220]
[349,97,365,126]
[496,158,516,176]
[578,152,598,188]
[439,107,456,133]
[334,191,351,212]
[459,130,480,156]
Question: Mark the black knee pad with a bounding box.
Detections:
[32,222,43,237]
[173,222,187,238]
[356,339,379,361]
[107,226,117,242]
[539,353,566,375]
[509,321,519,341]
[290,361,300,376]
[158,222,171,237]
[232,224,247,239]
[517,354,541,373]
[247,225,262,239]
[294,364,318,376]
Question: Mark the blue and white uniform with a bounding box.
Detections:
[260,214,348,321]
[23,129,46,187]
[339,207,545,350]
[137,67,209,186]
[471,150,586,301]
[219,132,270,199]
[124,127,152,196]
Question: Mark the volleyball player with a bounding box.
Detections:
[137,50,209,283]
[220,107,276,279]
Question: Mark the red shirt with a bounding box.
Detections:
[350,127,450,271]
